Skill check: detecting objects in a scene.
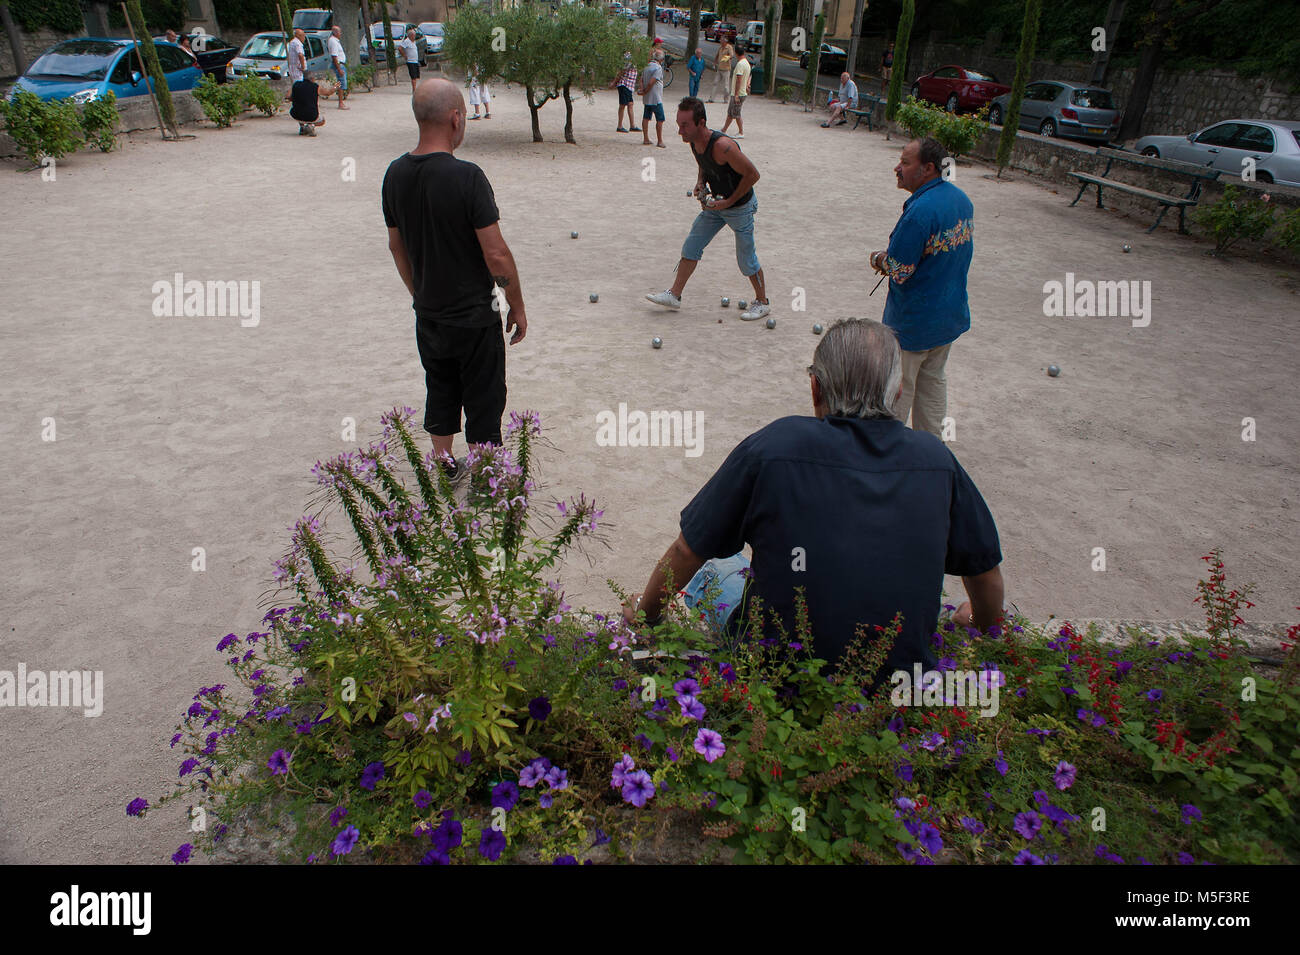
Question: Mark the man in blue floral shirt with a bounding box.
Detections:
[870,137,974,436]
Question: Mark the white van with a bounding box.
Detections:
[737,20,763,54]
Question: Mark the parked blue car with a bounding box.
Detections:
[8,37,203,103]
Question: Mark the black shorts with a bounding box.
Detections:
[617,86,633,105]
[415,318,506,445]
[407,62,420,79]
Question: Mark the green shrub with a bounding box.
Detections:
[1193,184,1277,255]
[776,84,797,103]
[236,73,281,117]
[192,72,244,127]
[348,64,377,92]
[895,96,989,158]
[1272,203,1300,254]
[0,89,84,166]
[79,91,120,152]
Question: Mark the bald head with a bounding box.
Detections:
[413,77,465,128]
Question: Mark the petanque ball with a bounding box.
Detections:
[1048,364,1061,377]
[1122,244,1131,253]
[589,293,598,303]
[571,231,579,239]
[721,297,730,307]
[765,317,777,329]
[652,336,663,349]
[738,299,748,310]
[813,323,824,335]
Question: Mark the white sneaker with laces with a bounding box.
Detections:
[740,301,770,321]
[645,290,681,309]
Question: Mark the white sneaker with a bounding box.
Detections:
[645,290,681,310]
[733,133,744,139]
[740,301,770,321]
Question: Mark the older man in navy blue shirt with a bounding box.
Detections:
[623,319,1004,676]
[870,137,974,437]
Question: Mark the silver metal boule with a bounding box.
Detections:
[813,323,823,334]
[765,317,776,329]
[571,231,579,239]
[1048,364,1060,377]
[738,299,748,310]
[589,293,598,302]
[1122,244,1131,252]
[652,337,663,349]
[721,297,730,307]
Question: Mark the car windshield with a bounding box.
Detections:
[27,40,122,80]
[1292,130,1300,150]
[421,23,444,35]
[1072,88,1114,109]
[293,12,331,29]
[241,35,286,59]
[966,69,998,82]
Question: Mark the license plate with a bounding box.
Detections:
[1085,126,1104,134]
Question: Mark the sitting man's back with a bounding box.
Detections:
[627,319,1005,676]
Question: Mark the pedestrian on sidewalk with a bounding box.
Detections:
[612,52,640,132]
[327,25,349,108]
[398,27,421,94]
[687,47,706,98]
[639,49,666,147]
[720,52,750,139]
[709,38,735,103]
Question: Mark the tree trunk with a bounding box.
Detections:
[562,81,575,144]
[1118,0,1171,142]
[381,2,397,79]
[0,2,28,77]
[647,2,656,42]
[884,0,914,122]
[336,0,360,91]
[124,0,178,137]
[526,83,543,142]
[687,0,701,62]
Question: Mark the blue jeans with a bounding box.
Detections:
[681,195,760,276]
[689,73,701,97]
[683,553,749,634]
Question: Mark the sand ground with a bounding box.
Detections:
[1,77,1297,864]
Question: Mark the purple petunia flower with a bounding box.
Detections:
[332,825,360,856]
[421,849,450,865]
[886,712,904,734]
[895,797,915,812]
[520,759,548,789]
[268,749,290,776]
[455,749,473,766]
[1054,761,1077,790]
[528,696,552,722]
[360,761,385,791]
[994,751,1008,777]
[540,792,554,808]
[491,781,520,811]
[479,827,507,861]
[178,758,200,778]
[960,816,985,835]
[431,818,462,853]
[1014,812,1042,840]
[1146,688,1163,701]
[543,766,568,790]
[330,806,348,827]
[678,695,706,721]
[216,633,239,652]
[413,789,433,809]
[693,728,725,763]
[896,761,914,782]
[1032,790,1049,807]
[611,753,636,789]
[1014,849,1044,865]
[918,732,944,751]
[553,854,578,865]
[673,678,701,697]
[917,823,943,856]
[1181,803,1202,824]
[621,769,656,808]
[666,746,679,762]
[172,843,193,865]
[635,733,654,751]
[126,798,149,818]
[612,678,628,691]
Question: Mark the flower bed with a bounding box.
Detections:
[131,410,1299,865]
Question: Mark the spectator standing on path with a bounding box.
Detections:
[327,25,349,109]
[613,53,640,132]
[822,72,857,127]
[468,70,491,119]
[383,78,527,479]
[289,72,327,135]
[709,38,735,103]
[286,29,307,98]
[869,137,974,437]
[687,47,706,99]
[881,42,895,86]
[720,52,751,139]
[398,27,421,94]
[622,318,1005,678]
[639,49,666,147]
[645,97,770,322]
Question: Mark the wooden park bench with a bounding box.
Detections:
[1069,147,1222,234]
[845,93,883,131]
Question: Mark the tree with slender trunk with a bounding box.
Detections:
[0,2,28,77]
[380,1,397,80]
[884,0,913,122]
[1117,0,1225,142]
[335,0,360,91]
[995,0,1041,177]
[762,2,777,98]
[800,10,823,108]
[125,0,178,137]
[686,0,701,62]
[647,1,656,42]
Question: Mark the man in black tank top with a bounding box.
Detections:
[645,97,770,322]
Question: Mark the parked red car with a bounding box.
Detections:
[910,65,1010,112]
[704,21,737,44]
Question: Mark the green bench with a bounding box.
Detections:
[1069,147,1222,234]
[845,93,883,131]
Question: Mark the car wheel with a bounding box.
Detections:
[1039,117,1056,137]
[1255,171,1273,184]
[1141,146,1160,158]
[945,93,959,112]
[989,104,1003,125]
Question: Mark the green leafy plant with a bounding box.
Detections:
[1193,184,1277,255]
[1271,203,1300,254]
[894,95,989,157]
[776,84,796,103]
[348,64,377,92]
[996,0,1041,175]
[799,12,825,109]
[884,0,914,122]
[79,91,120,152]
[237,73,281,116]
[192,72,245,127]
[0,89,84,167]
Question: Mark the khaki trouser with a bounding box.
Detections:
[710,65,731,101]
[895,343,952,436]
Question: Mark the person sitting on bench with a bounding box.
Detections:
[823,72,858,127]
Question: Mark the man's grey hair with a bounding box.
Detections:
[809,319,902,419]
[653,49,665,61]
[915,136,949,176]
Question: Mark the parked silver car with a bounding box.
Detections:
[1134,119,1300,187]
[228,31,331,81]
[989,80,1120,142]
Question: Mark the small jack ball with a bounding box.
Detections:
[652,336,663,349]
[812,323,824,334]
[1047,364,1060,377]
[737,299,748,310]
[721,297,730,307]
[571,231,579,239]
[1122,244,1131,253]
[765,317,776,329]
[589,293,598,303]
[717,318,723,323]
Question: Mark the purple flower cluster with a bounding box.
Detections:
[359,761,385,791]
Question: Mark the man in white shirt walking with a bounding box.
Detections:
[286,28,307,100]
[327,25,349,109]
[397,27,421,94]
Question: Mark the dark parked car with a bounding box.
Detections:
[910,65,1010,112]
[154,32,239,83]
[799,42,846,75]
[989,81,1121,142]
[704,21,737,44]
[700,12,718,29]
